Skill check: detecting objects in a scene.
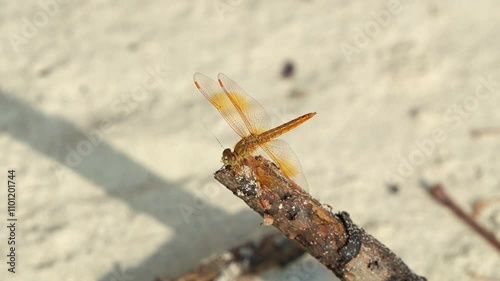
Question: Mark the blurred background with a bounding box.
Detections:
[1,0,499,280]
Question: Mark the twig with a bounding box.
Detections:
[215,156,427,281]
[162,232,305,281]
[472,196,500,218]
[422,182,500,253]
[468,270,500,281]
[470,127,500,137]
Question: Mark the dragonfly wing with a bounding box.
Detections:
[259,139,309,191]
[194,73,249,137]
[217,73,272,135]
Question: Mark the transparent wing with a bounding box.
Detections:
[194,72,249,137]
[258,139,309,191]
[217,73,272,135]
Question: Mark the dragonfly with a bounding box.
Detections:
[193,73,316,191]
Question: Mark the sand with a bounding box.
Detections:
[0,0,499,280]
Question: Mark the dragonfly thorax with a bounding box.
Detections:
[222,135,260,166]
[235,135,260,157]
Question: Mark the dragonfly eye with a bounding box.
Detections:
[222,148,235,164]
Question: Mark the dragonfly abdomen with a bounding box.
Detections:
[259,112,316,141]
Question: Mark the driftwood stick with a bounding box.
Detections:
[163,232,305,281]
[215,156,426,281]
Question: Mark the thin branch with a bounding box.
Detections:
[470,127,500,137]
[421,183,500,253]
[215,156,427,281]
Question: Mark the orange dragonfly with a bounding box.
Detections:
[193,73,316,191]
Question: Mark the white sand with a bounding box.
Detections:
[1,0,499,280]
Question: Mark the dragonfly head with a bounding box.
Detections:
[222,148,237,166]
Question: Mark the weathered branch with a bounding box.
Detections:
[215,156,427,281]
[162,232,305,281]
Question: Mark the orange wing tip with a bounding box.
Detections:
[194,81,201,89]
[217,78,224,88]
